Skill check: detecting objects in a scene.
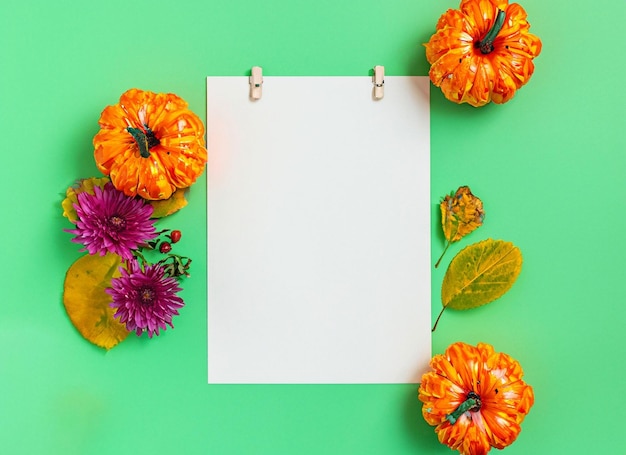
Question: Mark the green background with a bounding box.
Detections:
[1,0,624,454]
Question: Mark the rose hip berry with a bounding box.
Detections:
[169,230,182,243]
[159,242,172,254]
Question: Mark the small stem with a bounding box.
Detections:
[477,9,506,54]
[127,125,160,158]
[431,305,447,332]
[127,127,151,158]
[446,393,481,425]
[133,249,149,270]
[434,241,451,268]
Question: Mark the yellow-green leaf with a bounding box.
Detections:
[63,253,129,349]
[433,239,522,331]
[435,186,484,268]
[149,188,188,218]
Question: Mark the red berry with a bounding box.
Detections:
[169,230,182,243]
[159,242,172,254]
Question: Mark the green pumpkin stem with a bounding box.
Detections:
[446,392,482,425]
[127,125,160,158]
[477,9,506,54]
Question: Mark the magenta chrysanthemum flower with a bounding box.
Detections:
[66,182,157,260]
[107,260,184,337]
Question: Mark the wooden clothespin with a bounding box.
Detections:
[249,66,263,100]
[372,65,384,100]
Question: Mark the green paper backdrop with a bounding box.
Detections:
[1,1,624,454]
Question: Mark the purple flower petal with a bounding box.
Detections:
[65,183,157,260]
[107,260,184,338]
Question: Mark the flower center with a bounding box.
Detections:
[476,9,506,54]
[446,391,482,425]
[107,215,126,231]
[127,124,161,158]
[139,286,156,306]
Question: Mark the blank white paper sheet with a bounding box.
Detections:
[207,75,431,384]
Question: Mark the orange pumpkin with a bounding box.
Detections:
[94,89,207,200]
[418,342,534,455]
[425,0,542,107]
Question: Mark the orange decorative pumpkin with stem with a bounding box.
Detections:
[94,89,208,200]
[418,342,534,455]
[425,0,542,107]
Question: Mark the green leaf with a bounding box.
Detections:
[433,239,522,331]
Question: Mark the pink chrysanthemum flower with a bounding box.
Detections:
[107,260,184,337]
[66,182,157,260]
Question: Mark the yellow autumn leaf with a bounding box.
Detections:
[148,188,188,218]
[63,253,129,349]
[435,186,484,268]
[432,239,522,331]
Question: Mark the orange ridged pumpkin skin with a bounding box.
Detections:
[425,0,542,107]
[94,89,207,200]
[418,342,534,455]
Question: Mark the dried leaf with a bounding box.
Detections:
[63,253,129,349]
[435,186,484,268]
[149,188,188,218]
[432,239,522,331]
